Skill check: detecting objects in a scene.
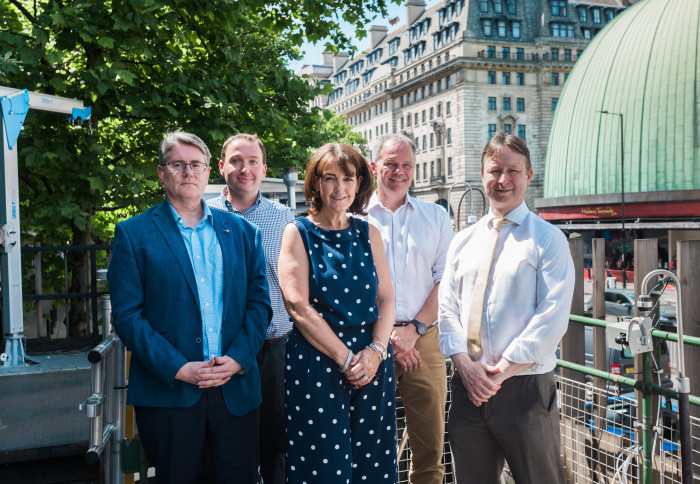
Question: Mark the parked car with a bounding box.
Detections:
[584,289,677,327]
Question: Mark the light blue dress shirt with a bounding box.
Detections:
[168,201,224,360]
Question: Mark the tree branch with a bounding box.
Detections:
[9,0,37,23]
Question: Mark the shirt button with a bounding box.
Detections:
[205,302,210,307]
[196,255,201,259]
[200,278,205,282]
[208,327,213,332]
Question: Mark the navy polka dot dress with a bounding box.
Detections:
[285,216,397,484]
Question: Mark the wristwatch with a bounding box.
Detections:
[408,318,428,335]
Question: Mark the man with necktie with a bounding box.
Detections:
[438,132,574,484]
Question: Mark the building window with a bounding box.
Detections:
[518,124,526,140]
[502,72,511,85]
[422,110,426,123]
[446,101,451,115]
[488,71,496,84]
[502,47,510,59]
[487,46,496,58]
[582,28,591,39]
[552,72,559,85]
[431,161,435,177]
[564,72,569,83]
[430,107,434,120]
[551,48,559,61]
[479,0,488,12]
[512,21,521,38]
[422,135,427,151]
[415,113,419,125]
[423,163,427,179]
[578,7,587,22]
[446,76,451,89]
[437,80,443,92]
[415,137,419,150]
[429,83,434,96]
[552,23,574,37]
[592,8,601,23]
[447,157,453,176]
[516,97,524,111]
[437,103,442,117]
[415,165,420,181]
[414,91,419,102]
[551,0,567,16]
[503,124,511,135]
[516,72,524,85]
[507,0,516,14]
[577,49,583,58]
[447,128,452,144]
[488,124,496,139]
[503,97,511,111]
[430,133,434,149]
[516,48,524,60]
[483,20,493,36]
[400,97,404,108]
[488,97,496,110]
[606,10,614,22]
[552,98,558,111]
[401,117,404,129]
[494,0,503,14]
[564,49,572,61]
[498,20,506,37]
[437,130,442,145]
[421,87,426,99]
[407,114,411,127]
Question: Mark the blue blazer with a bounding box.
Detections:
[108,201,272,416]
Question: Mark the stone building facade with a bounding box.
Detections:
[299,0,631,223]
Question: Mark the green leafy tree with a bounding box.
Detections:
[0,0,393,335]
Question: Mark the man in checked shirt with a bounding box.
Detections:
[207,133,294,484]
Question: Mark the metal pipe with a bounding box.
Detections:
[639,270,692,484]
[112,337,127,484]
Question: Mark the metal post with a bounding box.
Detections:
[282,167,299,211]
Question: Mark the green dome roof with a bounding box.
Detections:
[544,0,700,198]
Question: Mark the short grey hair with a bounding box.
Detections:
[374,134,416,163]
[158,131,212,165]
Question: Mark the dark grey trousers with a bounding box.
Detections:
[447,371,564,484]
[256,334,289,484]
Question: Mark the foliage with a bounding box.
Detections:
[0,0,391,334]
[0,0,392,246]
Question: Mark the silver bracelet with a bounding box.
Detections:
[338,349,353,373]
[368,342,387,361]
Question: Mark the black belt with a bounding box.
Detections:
[262,331,290,348]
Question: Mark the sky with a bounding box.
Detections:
[288,1,437,72]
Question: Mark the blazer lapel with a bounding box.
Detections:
[213,210,233,318]
[152,201,200,308]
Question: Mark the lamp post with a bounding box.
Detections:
[282,167,299,211]
[599,110,626,287]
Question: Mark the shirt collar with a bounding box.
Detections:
[368,191,413,213]
[220,187,263,213]
[167,199,213,227]
[487,200,528,226]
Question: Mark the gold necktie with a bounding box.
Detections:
[467,218,509,355]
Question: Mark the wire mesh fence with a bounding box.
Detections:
[396,369,698,484]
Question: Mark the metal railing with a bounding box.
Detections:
[79,294,127,484]
[19,244,111,347]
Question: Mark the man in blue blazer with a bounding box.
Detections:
[108,131,272,483]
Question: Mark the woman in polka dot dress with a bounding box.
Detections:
[279,143,397,484]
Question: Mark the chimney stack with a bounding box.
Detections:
[368,25,388,49]
[406,0,426,26]
[333,52,350,71]
[322,51,334,67]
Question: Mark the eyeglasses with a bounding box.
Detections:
[160,161,209,174]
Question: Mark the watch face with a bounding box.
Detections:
[412,320,427,335]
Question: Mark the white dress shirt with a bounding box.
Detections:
[438,201,574,374]
[365,192,454,323]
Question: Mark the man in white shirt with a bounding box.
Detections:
[367,134,453,484]
[438,132,574,484]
